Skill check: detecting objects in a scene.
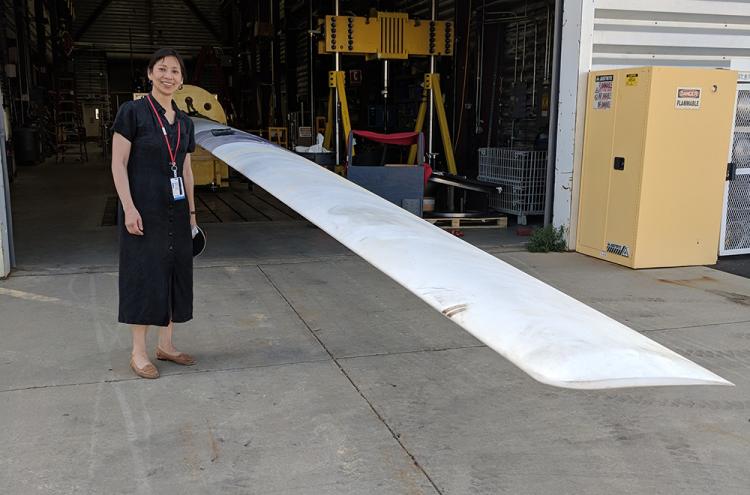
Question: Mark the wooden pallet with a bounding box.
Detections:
[193,183,303,223]
[425,216,508,229]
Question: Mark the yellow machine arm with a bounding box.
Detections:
[407,73,457,174]
[323,71,351,153]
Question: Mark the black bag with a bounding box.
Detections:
[192,226,206,257]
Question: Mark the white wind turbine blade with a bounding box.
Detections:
[193,119,732,390]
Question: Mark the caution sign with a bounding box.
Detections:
[594,75,614,110]
[626,73,638,86]
[676,87,701,110]
[606,242,630,258]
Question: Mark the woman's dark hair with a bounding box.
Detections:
[147,48,186,80]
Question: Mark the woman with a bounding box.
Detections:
[111,48,197,378]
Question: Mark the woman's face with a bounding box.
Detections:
[148,56,183,96]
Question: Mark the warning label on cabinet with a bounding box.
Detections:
[676,87,701,110]
[606,242,630,258]
[594,75,614,110]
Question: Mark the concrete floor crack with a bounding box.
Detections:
[257,264,445,495]
[0,357,332,394]
[337,344,488,361]
[641,319,750,333]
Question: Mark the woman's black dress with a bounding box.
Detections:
[113,97,196,326]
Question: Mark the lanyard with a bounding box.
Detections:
[145,94,181,177]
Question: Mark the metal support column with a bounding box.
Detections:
[333,72,351,147]
[428,0,437,157]
[409,74,456,175]
[408,87,428,164]
[309,0,315,127]
[430,74,457,175]
[334,0,341,165]
[0,87,14,278]
[35,0,47,64]
[383,60,389,132]
[324,70,350,163]
[544,0,562,226]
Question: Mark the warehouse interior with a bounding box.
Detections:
[0,0,562,270]
[4,2,750,492]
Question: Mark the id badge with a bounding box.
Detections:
[171,177,186,201]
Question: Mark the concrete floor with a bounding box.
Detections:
[1,154,750,494]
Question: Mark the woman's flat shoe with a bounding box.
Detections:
[156,347,196,366]
[130,357,160,379]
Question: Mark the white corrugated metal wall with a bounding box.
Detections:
[555,0,750,245]
[592,0,750,69]
[74,0,222,56]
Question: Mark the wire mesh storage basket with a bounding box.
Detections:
[478,148,547,223]
[722,87,750,254]
[724,174,750,251]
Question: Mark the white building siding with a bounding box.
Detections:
[555,0,750,245]
[593,0,750,69]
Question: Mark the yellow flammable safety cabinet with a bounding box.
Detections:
[576,67,737,268]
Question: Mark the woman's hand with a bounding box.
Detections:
[124,207,144,235]
[190,212,198,229]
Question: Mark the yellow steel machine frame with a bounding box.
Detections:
[407,73,456,174]
[319,11,455,172]
[323,70,351,153]
[174,85,230,188]
[320,12,453,60]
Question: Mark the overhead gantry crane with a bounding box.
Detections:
[318,8,457,174]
